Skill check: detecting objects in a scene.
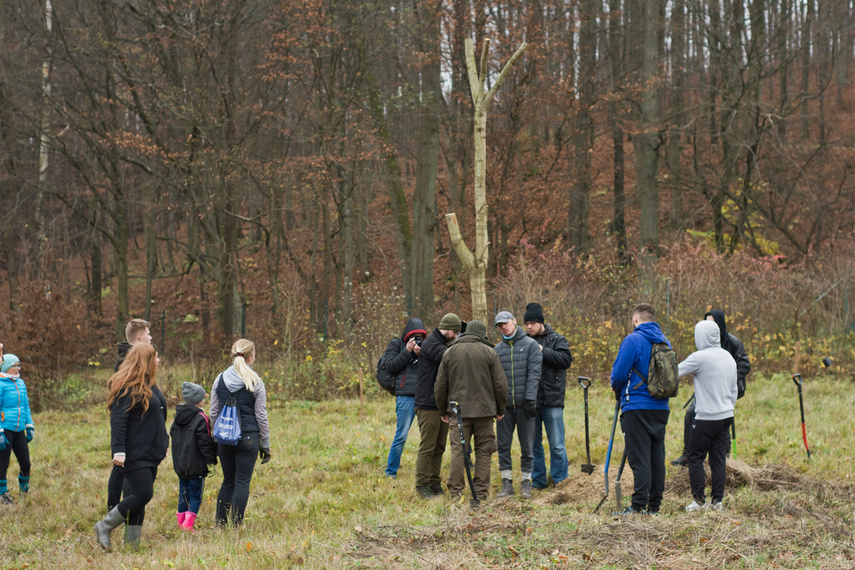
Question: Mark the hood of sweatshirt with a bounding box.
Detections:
[695,319,721,350]
[704,309,728,339]
[401,318,427,342]
[222,365,248,393]
[173,403,203,427]
[634,321,668,345]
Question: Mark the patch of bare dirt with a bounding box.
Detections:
[665,458,806,496]
[534,464,635,505]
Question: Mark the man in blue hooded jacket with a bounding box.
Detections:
[610,303,672,515]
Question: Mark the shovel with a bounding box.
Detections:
[594,399,621,512]
[578,377,595,474]
[792,374,811,459]
[449,401,479,505]
[730,417,737,460]
[614,447,628,514]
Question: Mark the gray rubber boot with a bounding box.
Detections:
[521,479,533,499]
[94,507,125,550]
[124,525,143,547]
[497,479,514,498]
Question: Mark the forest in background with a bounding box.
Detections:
[1,0,855,408]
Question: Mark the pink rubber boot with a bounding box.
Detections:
[177,512,187,527]
[182,511,197,532]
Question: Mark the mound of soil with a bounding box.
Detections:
[665,458,805,495]
[535,465,635,505]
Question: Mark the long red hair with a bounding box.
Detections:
[107,344,158,413]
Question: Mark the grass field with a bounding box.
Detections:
[1,370,853,569]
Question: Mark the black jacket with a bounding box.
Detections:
[170,404,218,478]
[705,310,751,398]
[529,324,573,408]
[110,385,169,471]
[415,328,453,410]
[381,318,426,397]
[114,343,131,372]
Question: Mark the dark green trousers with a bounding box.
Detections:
[415,409,448,488]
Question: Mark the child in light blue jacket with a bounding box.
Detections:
[0,353,35,504]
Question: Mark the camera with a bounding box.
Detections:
[414,337,423,347]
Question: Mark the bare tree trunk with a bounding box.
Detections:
[445,38,527,324]
[608,0,628,264]
[668,0,686,228]
[33,0,53,275]
[570,0,596,252]
[800,0,814,139]
[410,0,442,317]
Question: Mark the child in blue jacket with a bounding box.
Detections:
[0,354,35,504]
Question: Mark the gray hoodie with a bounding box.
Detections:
[677,320,737,421]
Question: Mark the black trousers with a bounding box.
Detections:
[620,409,670,513]
[106,465,135,511]
[0,429,30,482]
[117,466,158,526]
[217,432,259,526]
[688,417,732,503]
[682,402,696,452]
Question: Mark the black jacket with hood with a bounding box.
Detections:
[381,318,427,397]
[170,403,218,478]
[705,310,751,398]
[415,328,453,410]
[114,343,131,372]
[528,324,573,408]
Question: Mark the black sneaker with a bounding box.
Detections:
[670,454,688,467]
[0,493,14,505]
[429,484,445,496]
[615,506,642,516]
[416,486,434,499]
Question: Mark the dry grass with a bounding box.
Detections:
[1,369,854,568]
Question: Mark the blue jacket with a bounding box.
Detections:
[610,321,672,412]
[0,375,34,432]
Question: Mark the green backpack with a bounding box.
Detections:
[631,342,679,399]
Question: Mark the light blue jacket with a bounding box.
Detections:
[0,375,34,432]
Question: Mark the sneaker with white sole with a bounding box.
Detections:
[685,500,705,512]
[708,501,723,511]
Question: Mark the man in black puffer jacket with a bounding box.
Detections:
[414,314,462,497]
[671,309,751,466]
[494,311,542,499]
[382,317,427,478]
[523,303,573,490]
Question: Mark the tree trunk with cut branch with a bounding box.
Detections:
[445,38,527,323]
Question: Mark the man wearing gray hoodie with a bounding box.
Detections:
[677,320,737,512]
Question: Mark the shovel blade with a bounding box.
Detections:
[581,463,595,475]
[615,482,622,512]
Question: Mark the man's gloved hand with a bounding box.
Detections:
[25,424,34,442]
[524,401,537,419]
[259,447,272,464]
[0,431,6,451]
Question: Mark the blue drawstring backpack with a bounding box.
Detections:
[212,396,242,445]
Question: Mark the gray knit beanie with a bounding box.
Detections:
[182,382,206,405]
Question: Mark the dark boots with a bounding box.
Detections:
[521,479,533,499]
[497,479,514,498]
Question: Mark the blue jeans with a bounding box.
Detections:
[178,477,205,515]
[532,406,568,488]
[385,396,416,477]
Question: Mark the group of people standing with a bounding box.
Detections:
[382,302,749,512]
[93,319,271,550]
[380,302,573,504]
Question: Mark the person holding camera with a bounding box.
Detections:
[381,318,427,478]
[494,311,542,499]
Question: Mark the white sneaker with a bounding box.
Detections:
[685,500,705,512]
[708,501,723,511]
